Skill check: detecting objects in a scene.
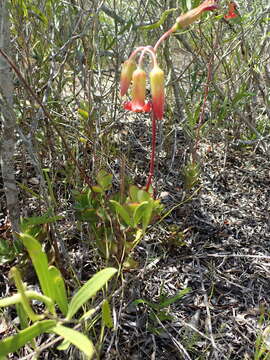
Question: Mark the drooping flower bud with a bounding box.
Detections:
[224,1,238,19]
[130,67,147,111]
[150,65,165,120]
[120,59,137,96]
[174,0,218,29]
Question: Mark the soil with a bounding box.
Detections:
[1,120,270,360]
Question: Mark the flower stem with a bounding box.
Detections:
[129,46,157,68]
[145,112,157,192]
[154,27,175,52]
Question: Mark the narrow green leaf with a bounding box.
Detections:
[20,233,53,299]
[17,182,42,200]
[51,324,95,358]
[0,293,21,307]
[110,200,132,226]
[79,308,96,322]
[138,8,177,30]
[158,288,191,309]
[56,338,70,351]
[11,267,42,322]
[15,303,29,330]
[132,298,159,311]
[0,320,56,357]
[102,300,113,329]
[66,268,117,320]
[0,290,55,316]
[48,266,68,316]
[21,214,62,227]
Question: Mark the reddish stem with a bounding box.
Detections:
[145,112,157,192]
[154,27,175,52]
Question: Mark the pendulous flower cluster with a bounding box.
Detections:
[120,0,219,121]
[119,0,219,191]
[120,55,165,120]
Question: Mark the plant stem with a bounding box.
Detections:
[154,27,175,52]
[145,112,157,192]
[0,48,92,188]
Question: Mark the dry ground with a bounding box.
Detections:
[100,119,270,360]
[1,118,270,360]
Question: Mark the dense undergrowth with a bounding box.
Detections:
[0,0,270,359]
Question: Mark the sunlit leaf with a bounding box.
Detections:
[66,268,117,320]
[20,233,53,299]
[78,108,89,120]
[48,266,68,316]
[51,324,95,358]
[102,300,113,329]
[133,201,149,226]
[0,320,56,357]
[142,202,153,230]
[110,200,132,226]
[96,170,113,191]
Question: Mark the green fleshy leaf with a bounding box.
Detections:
[16,303,29,330]
[110,200,132,226]
[66,267,117,320]
[129,185,140,202]
[56,338,70,351]
[133,201,149,227]
[0,291,54,315]
[102,300,113,329]
[51,325,95,358]
[142,202,153,230]
[0,320,56,357]
[11,267,42,322]
[0,293,21,307]
[96,170,113,191]
[137,189,151,202]
[20,233,53,299]
[48,266,68,316]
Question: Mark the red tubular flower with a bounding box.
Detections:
[174,0,218,29]
[150,65,165,120]
[224,2,238,19]
[124,100,152,113]
[123,68,152,113]
[120,59,137,96]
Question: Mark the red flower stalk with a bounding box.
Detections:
[224,1,238,19]
[174,0,218,29]
[120,59,137,96]
[150,65,165,120]
[145,112,157,192]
